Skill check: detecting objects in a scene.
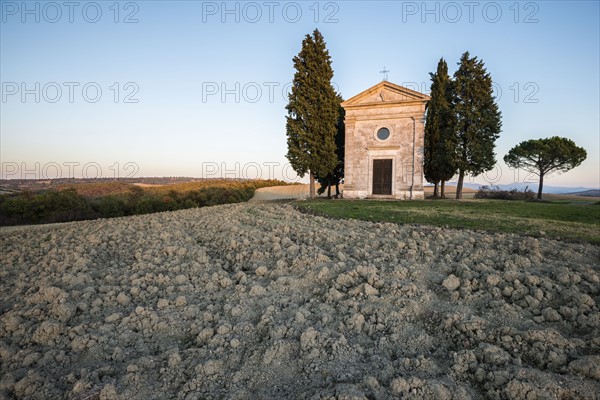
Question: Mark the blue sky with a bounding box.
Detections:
[1,0,599,187]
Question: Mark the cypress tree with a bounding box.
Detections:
[424,58,457,198]
[286,29,339,198]
[317,95,345,198]
[453,52,502,199]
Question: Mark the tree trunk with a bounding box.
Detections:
[327,177,332,199]
[309,171,316,198]
[537,171,544,200]
[433,181,439,198]
[335,183,340,197]
[440,180,446,199]
[456,169,465,199]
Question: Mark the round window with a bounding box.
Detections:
[377,127,390,141]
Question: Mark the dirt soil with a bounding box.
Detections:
[1,203,599,399]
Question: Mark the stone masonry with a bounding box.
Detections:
[341,81,430,199]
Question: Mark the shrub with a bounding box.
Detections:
[96,196,126,218]
[475,185,535,201]
[0,189,95,225]
[0,179,292,226]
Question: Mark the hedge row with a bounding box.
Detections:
[0,180,284,226]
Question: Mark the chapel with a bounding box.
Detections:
[341,81,430,199]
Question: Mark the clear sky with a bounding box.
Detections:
[1,0,599,188]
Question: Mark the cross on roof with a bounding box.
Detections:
[380,66,390,81]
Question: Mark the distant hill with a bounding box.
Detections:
[452,182,599,195]
[565,189,600,197]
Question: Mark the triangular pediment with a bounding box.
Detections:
[342,81,430,108]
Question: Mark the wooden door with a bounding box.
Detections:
[372,159,392,195]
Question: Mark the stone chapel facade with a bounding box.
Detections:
[341,81,430,199]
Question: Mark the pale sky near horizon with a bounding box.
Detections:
[1,0,599,188]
